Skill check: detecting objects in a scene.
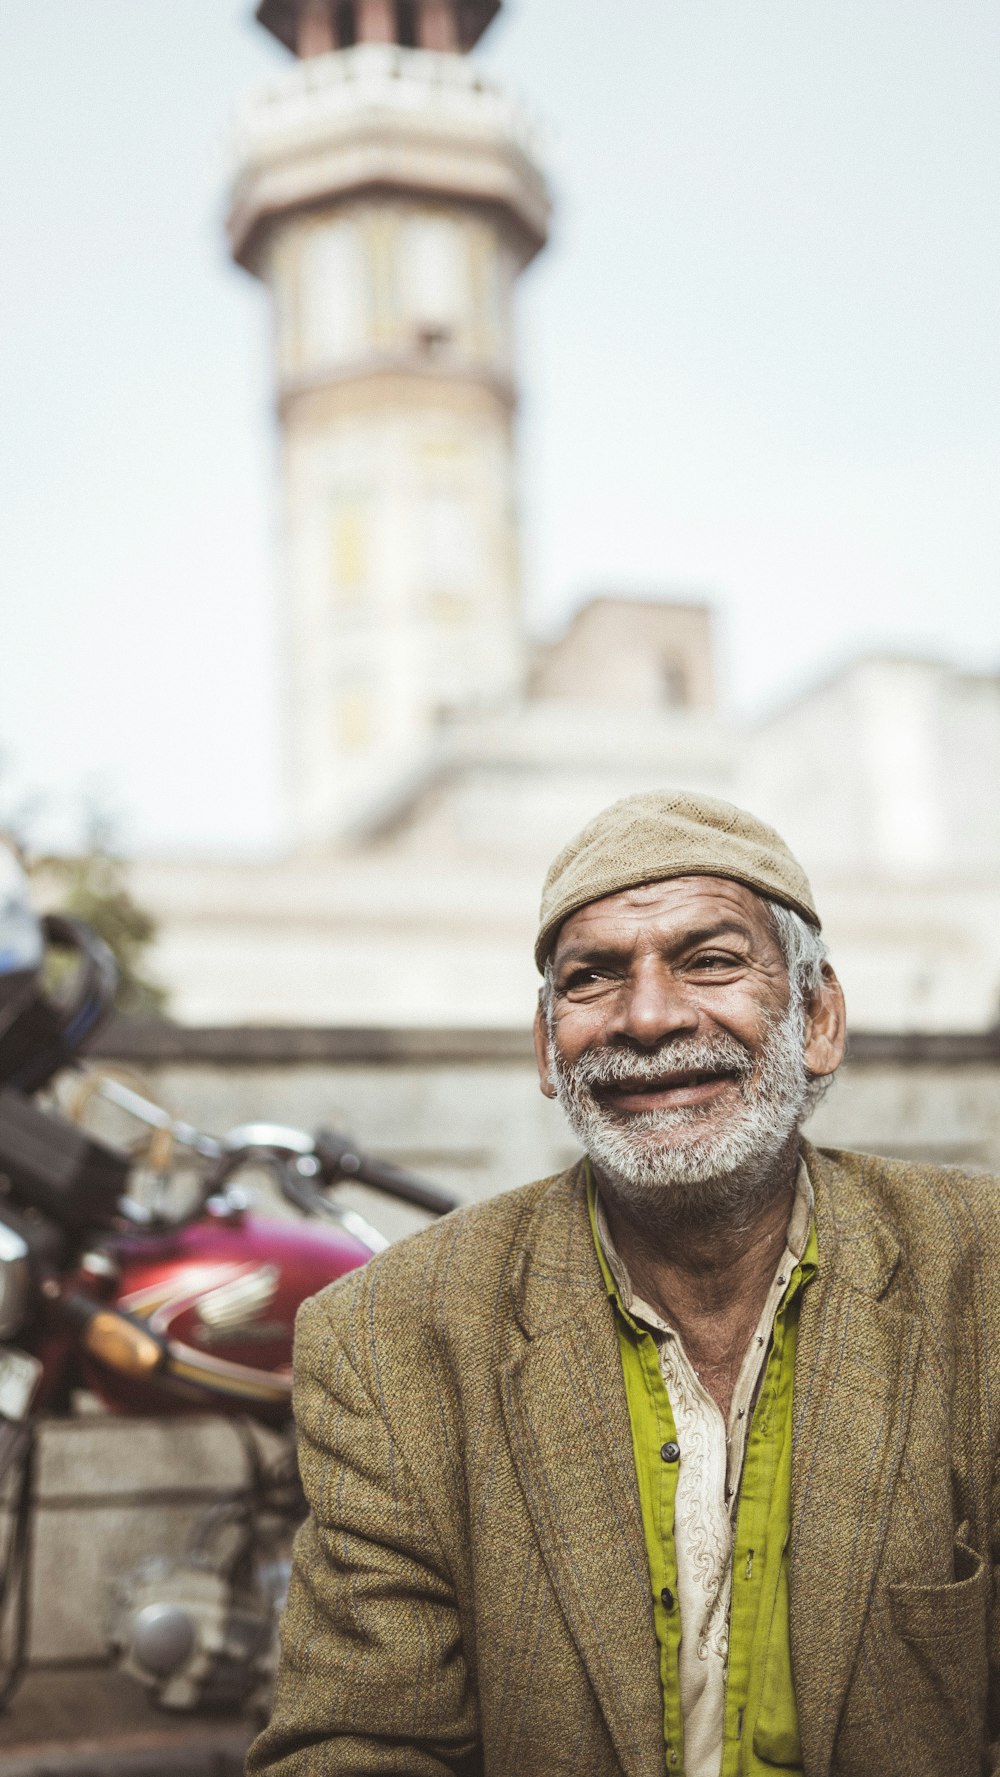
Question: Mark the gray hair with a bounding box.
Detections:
[762,899,828,1005]
[764,900,832,1114]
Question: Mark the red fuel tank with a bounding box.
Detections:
[81,1211,373,1424]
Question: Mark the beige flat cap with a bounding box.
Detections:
[535,788,819,971]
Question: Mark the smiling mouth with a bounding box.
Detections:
[595,1070,741,1112]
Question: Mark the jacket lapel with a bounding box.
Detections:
[790,1145,922,1777]
[500,1167,665,1777]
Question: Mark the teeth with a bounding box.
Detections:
[623,1077,700,1090]
[594,1066,743,1093]
[613,1072,723,1091]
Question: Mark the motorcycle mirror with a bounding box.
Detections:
[221,1123,314,1157]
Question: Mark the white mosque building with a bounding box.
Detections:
[136,0,1000,1036]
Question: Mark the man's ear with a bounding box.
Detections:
[802,962,847,1080]
[533,998,557,1099]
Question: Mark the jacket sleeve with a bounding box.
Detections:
[246,1287,480,1777]
[988,1447,1000,1773]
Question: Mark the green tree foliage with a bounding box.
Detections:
[40,846,168,1019]
[0,773,168,1018]
[0,788,169,1023]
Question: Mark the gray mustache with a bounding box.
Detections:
[564,1035,755,1091]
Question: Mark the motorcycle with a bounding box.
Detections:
[0,868,457,1714]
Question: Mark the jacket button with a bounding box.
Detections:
[660,1586,675,1610]
[660,1441,680,1463]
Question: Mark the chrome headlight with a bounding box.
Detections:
[0,1218,31,1340]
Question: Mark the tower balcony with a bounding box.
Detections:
[257,0,502,57]
[228,42,550,272]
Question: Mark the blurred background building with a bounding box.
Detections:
[102,0,1000,1214]
[125,0,1000,1042]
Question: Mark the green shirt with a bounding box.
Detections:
[588,1177,817,1775]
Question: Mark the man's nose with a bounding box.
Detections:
[609,962,700,1048]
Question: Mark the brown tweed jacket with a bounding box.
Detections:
[247,1144,1000,1777]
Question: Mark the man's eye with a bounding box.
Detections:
[690,951,741,970]
[561,968,613,992]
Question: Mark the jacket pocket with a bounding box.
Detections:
[888,1529,987,1649]
[884,1526,989,1765]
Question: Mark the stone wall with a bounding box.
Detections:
[87,1020,1000,1212]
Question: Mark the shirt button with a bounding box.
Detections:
[660,1586,675,1611]
[660,1440,680,1463]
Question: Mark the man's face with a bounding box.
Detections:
[533,875,845,1215]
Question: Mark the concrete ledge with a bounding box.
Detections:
[2,1744,249,1777]
[86,1020,1000,1068]
[29,1415,259,1503]
[845,1029,1000,1064]
[0,1667,251,1773]
[87,1020,536,1066]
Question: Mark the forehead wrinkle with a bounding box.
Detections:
[554,916,757,974]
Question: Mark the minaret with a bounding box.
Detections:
[230,0,550,843]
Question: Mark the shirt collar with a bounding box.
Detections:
[588,1157,817,1336]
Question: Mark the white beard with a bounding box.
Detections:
[548,999,814,1228]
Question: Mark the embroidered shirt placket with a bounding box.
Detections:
[595,1165,814,1777]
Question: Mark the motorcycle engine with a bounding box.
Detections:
[108,1553,289,1713]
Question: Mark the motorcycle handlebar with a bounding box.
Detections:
[20,1075,460,1234]
[314,1128,458,1218]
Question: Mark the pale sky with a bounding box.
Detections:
[2,1,998,852]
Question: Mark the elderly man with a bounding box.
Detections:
[248,791,999,1777]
